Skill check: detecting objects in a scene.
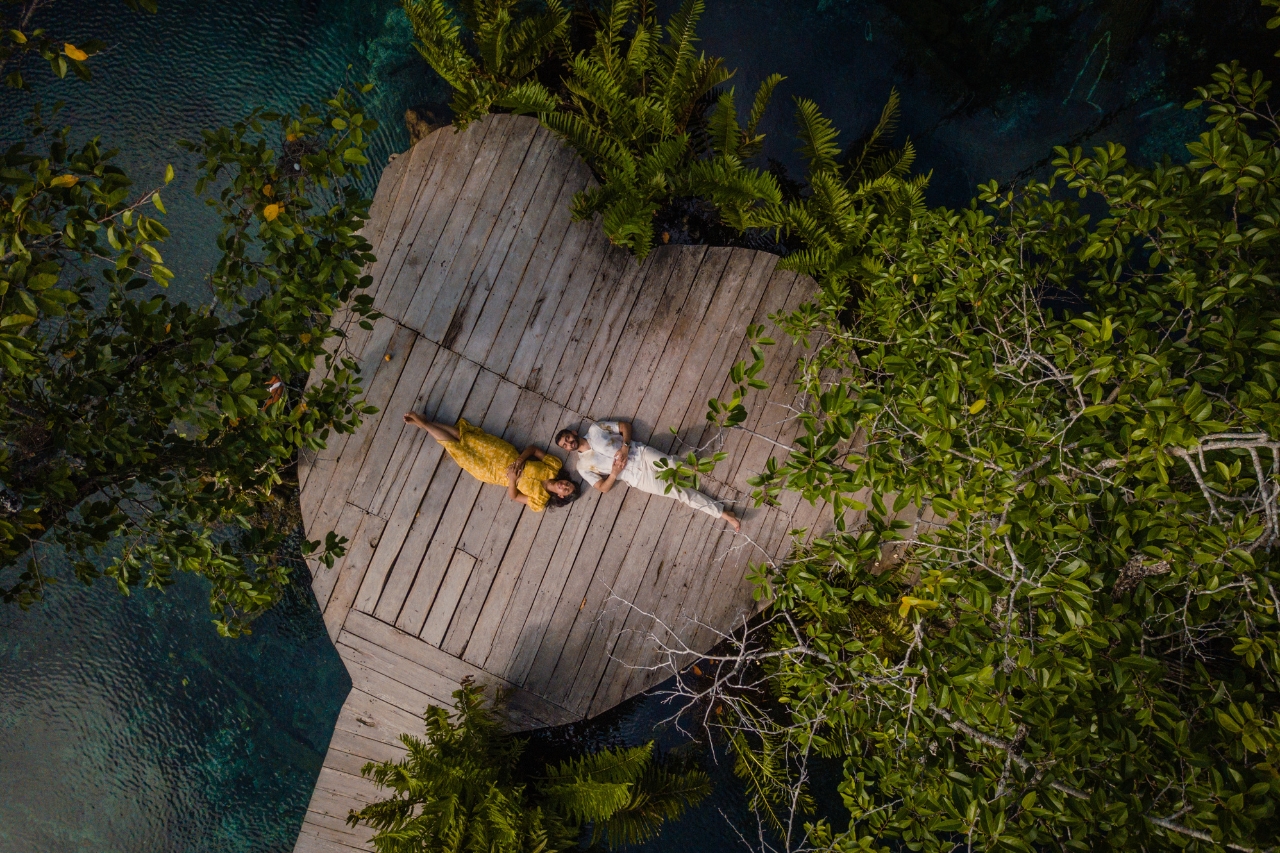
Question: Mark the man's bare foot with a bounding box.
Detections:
[403,412,427,428]
[722,510,741,533]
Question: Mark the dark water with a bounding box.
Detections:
[0,0,1262,850]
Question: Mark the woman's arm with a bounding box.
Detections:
[506,465,530,504]
[517,445,546,464]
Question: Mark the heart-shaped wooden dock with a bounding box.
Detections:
[294,114,822,852]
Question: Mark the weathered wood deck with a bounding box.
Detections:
[291,114,822,853]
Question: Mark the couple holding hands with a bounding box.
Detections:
[401,412,740,532]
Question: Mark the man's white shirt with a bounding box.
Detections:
[575,421,643,487]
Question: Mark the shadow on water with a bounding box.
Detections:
[0,0,1266,850]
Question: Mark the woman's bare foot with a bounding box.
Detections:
[722,509,741,533]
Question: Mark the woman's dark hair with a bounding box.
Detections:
[546,476,580,509]
[555,428,577,446]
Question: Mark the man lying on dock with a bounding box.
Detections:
[555,420,740,532]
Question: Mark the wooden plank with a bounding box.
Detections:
[362,151,409,259]
[365,342,458,519]
[377,118,505,322]
[631,524,728,694]
[361,131,441,307]
[323,510,388,642]
[302,315,399,531]
[294,828,368,853]
[418,549,478,646]
[353,352,467,615]
[340,646,460,715]
[543,250,652,412]
[402,116,535,338]
[504,211,604,386]
[348,335,440,512]
[652,250,775,456]
[514,479,634,691]
[441,124,562,358]
[579,248,688,418]
[299,802,372,845]
[313,765,385,804]
[525,231,624,397]
[339,629,465,706]
[441,394,569,656]
[311,502,367,611]
[557,494,678,716]
[399,112,540,338]
[605,509,712,709]
[342,610,575,728]
[485,481,616,686]
[332,688,425,751]
[478,158,593,374]
[458,504,547,667]
[386,368,512,627]
[626,248,735,446]
[450,141,577,362]
[526,487,650,705]
[311,320,417,539]
[327,725,407,767]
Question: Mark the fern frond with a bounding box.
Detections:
[706,89,741,157]
[741,72,784,158]
[794,96,840,173]
[493,80,559,115]
[546,741,653,785]
[403,0,476,92]
[541,110,635,173]
[503,1,570,78]
[540,779,634,824]
[847,87,900,178]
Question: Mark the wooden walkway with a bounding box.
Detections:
[291,115,822,853]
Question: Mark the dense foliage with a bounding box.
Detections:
[349,681,711,852]
[707,61,1280,852]
[0,11,379,634]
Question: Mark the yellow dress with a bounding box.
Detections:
[441,419,563,512]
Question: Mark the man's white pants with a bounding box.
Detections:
[621,445,723,519]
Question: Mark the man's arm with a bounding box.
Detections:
[594,454,627,493]
[617,421,632,444]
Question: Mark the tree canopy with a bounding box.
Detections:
[1,6,379,634]
[686,60,1280,853]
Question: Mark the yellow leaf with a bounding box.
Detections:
[49,174,78,188]
[969,399,986,414]
[262,203,281,221]
[899,595,939,619]
[262,184,274,197]
[285,133,298,142]
[63,43,88,61]
[299,332,312,343]
[11,30,28,44]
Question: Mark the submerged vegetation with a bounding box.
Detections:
[349,681,711,853]
[0,4,378,635]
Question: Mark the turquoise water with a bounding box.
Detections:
[0,0,1262,850]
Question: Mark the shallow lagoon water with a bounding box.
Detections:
[0,0,1264,850]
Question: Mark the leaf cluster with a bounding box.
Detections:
[349,680,711,853]
[1,82,381,634]
[733,60,1280,852]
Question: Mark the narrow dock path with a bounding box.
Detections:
[292,115,823,853]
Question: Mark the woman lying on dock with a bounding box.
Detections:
[402,413,580,511]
